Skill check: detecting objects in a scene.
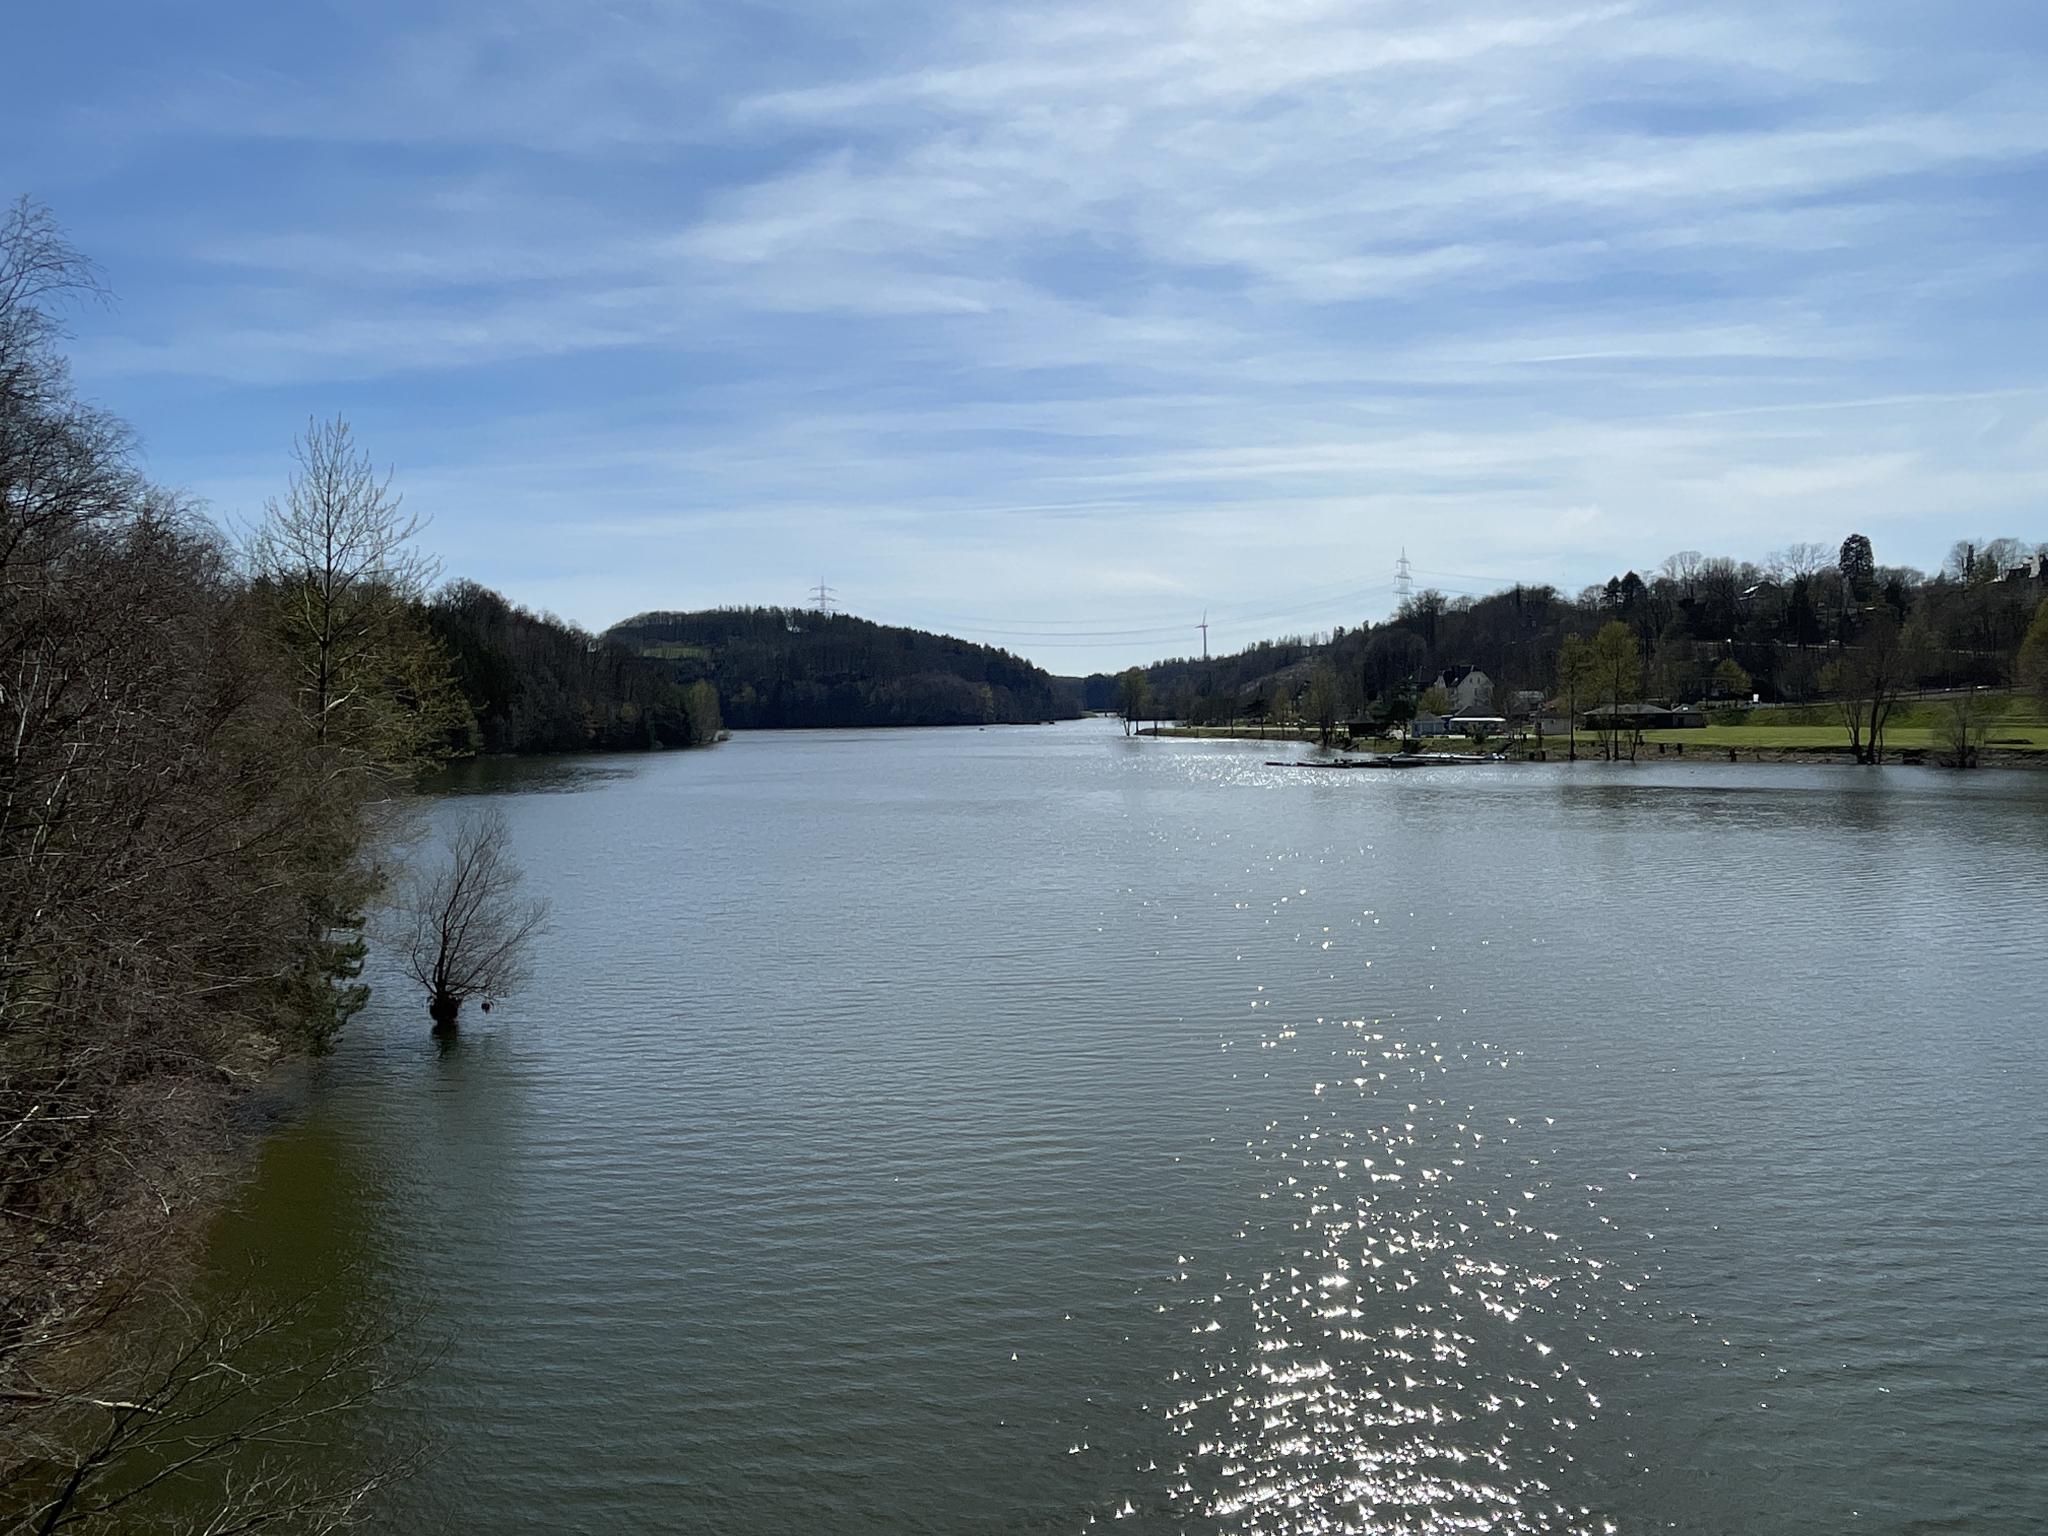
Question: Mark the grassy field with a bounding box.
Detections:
[1635,696,2048,754]
[1557,702,2047,756]
[634,642,711,661]
[1148,697,2048,758]
[1151,728,2048,764]
[1635,724,2048,753]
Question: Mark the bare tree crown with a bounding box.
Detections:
[390,809,550,1024]
[248,417,434,598]
[245,416,456,758]
[0,196,108,392]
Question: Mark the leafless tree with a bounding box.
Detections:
[245,418,448,762]
[0,197,107,409]
[1933,692,1990,769]
[1114,668,1148,736]
[2,1279,429,1536]
[1822,611,1922,764]
[5,205,317,1356]
[1658,549,1705,595]
[238,416,469,1060]
[2,204,437,1531]
[1767,542,1834,581]
[387,809,549,1033]
[1304,666,1341,747]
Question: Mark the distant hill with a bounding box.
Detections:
[1086,537,2048,728]
[607,607,1083,729]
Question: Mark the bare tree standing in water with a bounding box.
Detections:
[389,808,550,1034]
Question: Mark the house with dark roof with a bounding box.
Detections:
[1431,666,1493,716]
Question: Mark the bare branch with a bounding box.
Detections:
[378,808,549,1034]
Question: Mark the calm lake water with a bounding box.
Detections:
[206,719,2048,1533]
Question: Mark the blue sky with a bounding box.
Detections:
[8,0,2047,672]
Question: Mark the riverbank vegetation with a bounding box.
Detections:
[1153,696,2048,764]
[0,199,683,1531]
[1097,534,2047,768]
[609,608,1080,729]
[1,201,406,1528]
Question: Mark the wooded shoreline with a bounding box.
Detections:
[1155,728,2048,770]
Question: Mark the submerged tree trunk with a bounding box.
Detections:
[387,808,549,1035]
[429,991,461,1034]
[1841,699,1866,763]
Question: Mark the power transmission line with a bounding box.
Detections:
[870,582,1400,642]
[809,578,838,616]
[904,571,1403,632]
[1411,565,1527,587]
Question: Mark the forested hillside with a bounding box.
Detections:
[608,608,1080,728]
[1094,539,2048,728]
[429,581,721,753]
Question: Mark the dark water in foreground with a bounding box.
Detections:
[208,720,2048,1533]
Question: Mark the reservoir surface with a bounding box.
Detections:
[208,718,2048,1533]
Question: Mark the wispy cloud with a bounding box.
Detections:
[11,0,2048,666]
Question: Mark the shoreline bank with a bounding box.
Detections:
[1139,724,2048,770]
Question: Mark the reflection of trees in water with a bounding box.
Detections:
[3,1279,428,1535]
[422,754,640,798]
[1570,776,1909,839]
[5,1113,431,1534]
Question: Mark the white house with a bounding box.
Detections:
[1431,666,1493,715]
[2004,552,2048,586]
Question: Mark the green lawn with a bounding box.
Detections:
[635,643,711,661]
[1522,695,2047,757]
[1153,698,2048,757]
[1634,724,2048,753]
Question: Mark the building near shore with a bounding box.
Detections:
[1431,666,1494,715]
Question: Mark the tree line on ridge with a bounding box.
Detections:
[1092,535,2048,765]
[607,607,1081,729]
